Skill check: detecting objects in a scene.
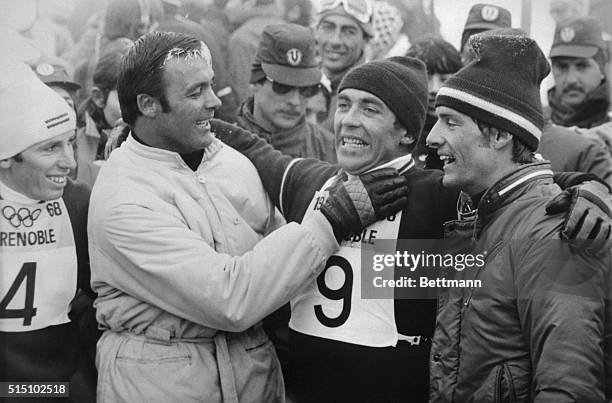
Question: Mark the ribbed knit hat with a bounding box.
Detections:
[338,56,428,136]
[436,33,550,151]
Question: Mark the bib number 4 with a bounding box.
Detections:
[314,256,353,328]
[0,262,38,326]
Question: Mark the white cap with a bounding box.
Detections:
[0,76,76,160]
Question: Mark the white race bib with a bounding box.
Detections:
[290,175,402,347]
[0,198,78,331]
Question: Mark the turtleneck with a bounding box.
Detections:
[0,179,39,204]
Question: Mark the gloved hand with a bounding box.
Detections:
[546,180,612,256]
[320,168,409,242]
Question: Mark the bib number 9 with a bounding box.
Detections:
[314,255,353,328]
[0,262,38,326]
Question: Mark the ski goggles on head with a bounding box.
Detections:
[265,77,321,98]
[318,0,373,24]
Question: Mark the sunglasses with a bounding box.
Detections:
[265,77,321,98]
[319,0,373,24]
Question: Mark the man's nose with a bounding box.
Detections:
[426,121,443,148]
[59,142,77,170]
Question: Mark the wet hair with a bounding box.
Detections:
[473,118,535,164]
[117,31,204,126]
[405,36,462,76]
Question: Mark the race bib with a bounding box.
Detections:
[0,198,78,331]
[290,175,402,347]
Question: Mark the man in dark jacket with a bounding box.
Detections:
[427,32,610,403]
[212,54,612,402]
[0,68,95,398]
[236,23,336,163]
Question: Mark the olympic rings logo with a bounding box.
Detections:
[2,206,42,228]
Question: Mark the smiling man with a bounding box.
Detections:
[427,33,611,402]
[87,31,409,403]
[315,0,374,132]
[212,50,612,401]
[0,72,94,394]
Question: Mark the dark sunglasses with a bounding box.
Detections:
[265,77,321,98]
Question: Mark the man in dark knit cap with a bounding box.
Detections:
[210,52,612,401]
[427,33,611,402]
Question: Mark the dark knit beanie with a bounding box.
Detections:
[436,33,550,151]
[338,56,428,136]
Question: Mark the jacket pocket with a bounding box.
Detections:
[115,337,192,364]
[495,363,517,403]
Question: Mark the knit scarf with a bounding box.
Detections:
[548,80,610,128]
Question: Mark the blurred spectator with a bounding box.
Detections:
[32,62,80,112]
[550,0,590,24]
[75,43,132,187]
[237,24,336,164]
[459,3,511,65]
[405,36,462,169]
[548,17,612,158]
[365,0,409,61]
[226,0,286,117]
[315,0,375,132]
[306,85,332,126]
[548,17,609,129]
[72,0,161,103]
[385,0,439,43]
[0,0,75,73]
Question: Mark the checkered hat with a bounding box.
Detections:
[369,1,403,52]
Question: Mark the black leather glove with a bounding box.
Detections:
[546,180,612,256]
[320,168,409,242]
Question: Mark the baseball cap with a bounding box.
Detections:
[32,62,81,92]
[316,0,374,38]
[251,24,321,87]
[463,4,511,32]
[550,17,606,59]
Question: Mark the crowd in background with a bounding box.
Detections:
[1,0,612,402]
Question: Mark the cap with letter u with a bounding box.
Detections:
[250,23,322,87]
[550,16,606,59]
[0,75,76,160]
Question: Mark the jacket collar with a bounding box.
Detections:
[547,80,611,128]
[122,133,223,170]
[457,162,554,239]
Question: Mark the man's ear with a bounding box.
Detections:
[490,130,513,150]
[91,87,107,109]
[136,94,160,118]
[0,159,13,169]
[399,133,415,146]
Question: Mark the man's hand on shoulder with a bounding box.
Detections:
[321,168,409,242]
[546,180,612,256]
